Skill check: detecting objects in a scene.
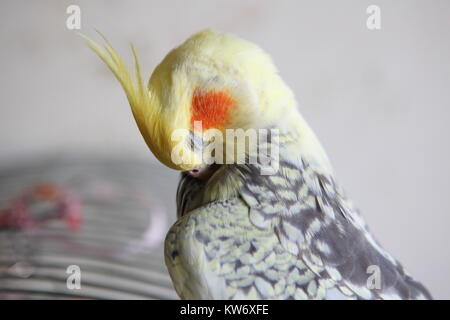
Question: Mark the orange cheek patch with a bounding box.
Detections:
[191,89,234,130]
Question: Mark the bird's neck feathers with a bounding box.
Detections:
[255,79,334,177]
[280,111,334,176]
[198,112,334,205]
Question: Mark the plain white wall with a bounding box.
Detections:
[0,0,449,298]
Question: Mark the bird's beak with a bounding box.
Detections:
[186,164,220,180]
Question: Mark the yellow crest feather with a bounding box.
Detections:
[80,32,183,169]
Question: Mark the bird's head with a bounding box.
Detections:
[83,29,328,173]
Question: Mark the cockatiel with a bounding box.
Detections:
[83,29,431,300]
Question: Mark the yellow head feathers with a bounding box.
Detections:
[82,29,329,172]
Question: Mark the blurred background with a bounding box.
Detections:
[0,0,449,299]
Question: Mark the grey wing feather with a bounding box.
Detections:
[238,160,432,300]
